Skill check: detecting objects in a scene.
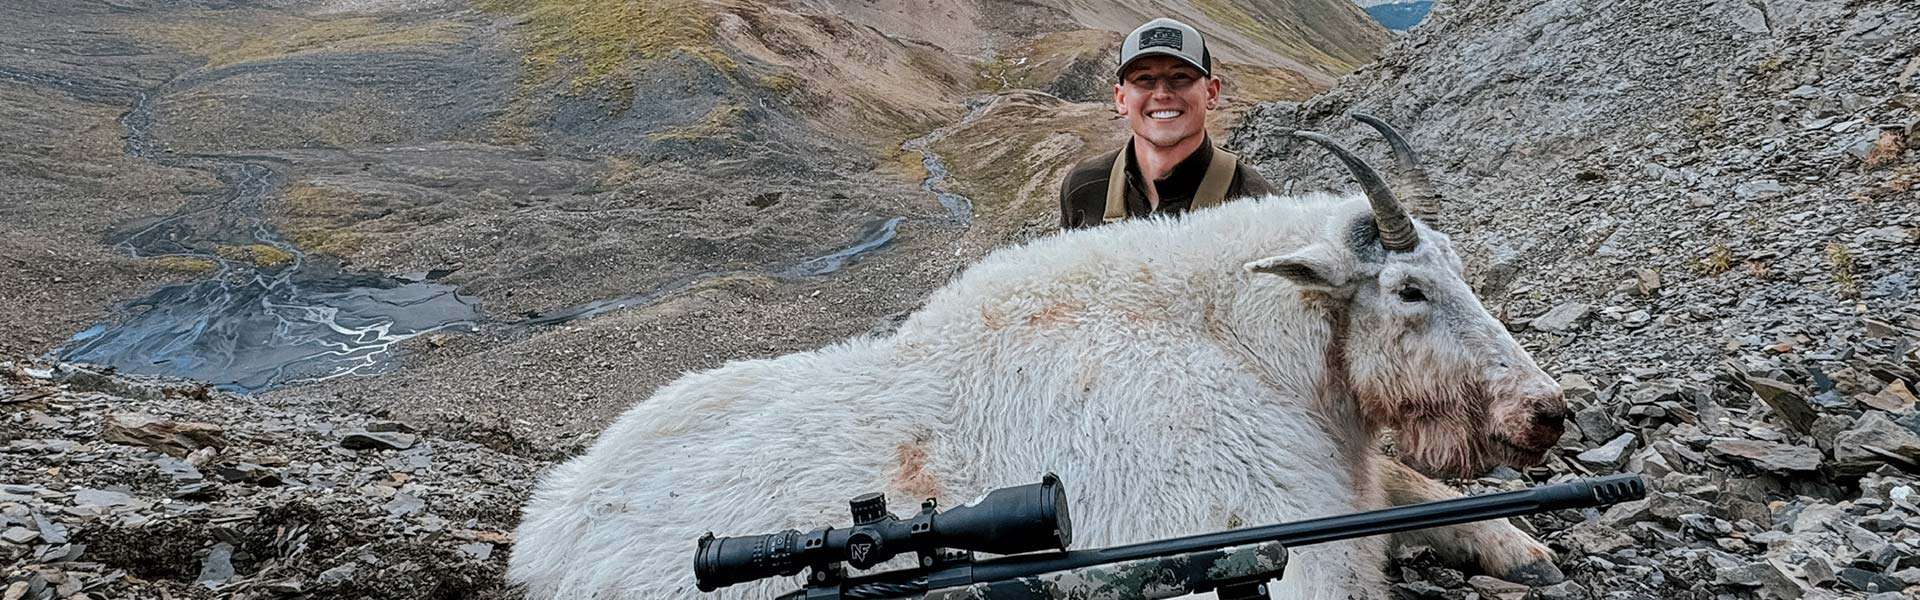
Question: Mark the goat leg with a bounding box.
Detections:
[1374,454,1565,586]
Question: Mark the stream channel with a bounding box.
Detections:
[57,89,483,393]
[56,90,988,392]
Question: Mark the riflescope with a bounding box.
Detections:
[694,473,1071,591]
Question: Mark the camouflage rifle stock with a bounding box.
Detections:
[709,474,1647,600]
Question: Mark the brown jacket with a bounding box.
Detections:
[1058,136,1275,229]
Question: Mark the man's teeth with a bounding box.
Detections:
[1149,110,1182,119]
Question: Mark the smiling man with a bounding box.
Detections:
[1058,17,1274,229]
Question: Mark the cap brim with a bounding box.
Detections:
[1118,48,1209,78]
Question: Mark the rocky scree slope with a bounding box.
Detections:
[2,361,537,599]
[1229,0,1920,597]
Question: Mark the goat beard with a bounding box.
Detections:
[1357,379,1535,478]
[1392,422,1548,478]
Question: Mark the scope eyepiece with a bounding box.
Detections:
[693,474,1072,591]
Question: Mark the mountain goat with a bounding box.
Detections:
[510,116,1570,599]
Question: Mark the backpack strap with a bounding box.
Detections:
[1102,147,1130,222]
[1190,146,1238,211]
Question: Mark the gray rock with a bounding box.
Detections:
[101,413,227,458]
[1560,374,1599,404]
[391,446,434,473]
[1633,268,1661,296]
[213,463,282,486]
[1531,303,1593,332]
[1647,492,1716,525]
[340,430,418,451]
[1561,520,1636,554]
[1836,520,1888,554]
[1735,179,1786,200]
[171,482,218,499]
[366,421,417,434]
[317,564,356,585]
[263,580,305,594]
[1723,0,1770,34]
[1395,581,1449,598]
[1525,580,1587,600]
[197,542,235,588]
[153,456,203,481]
[1801,555,1837,588]
[1574,406,1621,444]
[1469,575,1529,600]
[1809,414,1856,452]
[1679,513,1732,536]
[1861,512,1906,532]
[457,541,493,560]
[1837,567,1906,593]
[1715,560,1805,599]
[1741,376,1816,434]
[1861,226,1911,245]
[1895,567,1920,585]
[23,411,60,429]
[25,514,62,547]
[384,492,426,517]
[1,527,36,544]
[71,488,136,508]
[1706,438,1822,472]
[56,365,165,401]
[1622,310,1651,328]
[1601,498,1653,528]
[1866,543,1906,570]
[1628,445,1674,478]
[1578,433,1636,467]
[1790,502,1849,534]
[1835,412,1920,474]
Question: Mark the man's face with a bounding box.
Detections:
[1114,56,1220,149]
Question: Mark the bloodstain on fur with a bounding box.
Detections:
[981,305,1008,331]
[894,433,944,500]
[1319,304,1381,494]
[1025,301,1084,327]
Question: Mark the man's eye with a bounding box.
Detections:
[1397,287,1428,303]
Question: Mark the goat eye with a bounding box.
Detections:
[1397,287,1428,303]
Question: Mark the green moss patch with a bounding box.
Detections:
[648,102,745,141]
[139,16,462,68]
[215,244,294,268]
[279,183,368,259]
[477,0,733,96]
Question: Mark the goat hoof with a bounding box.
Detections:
[1503,559,1565,586]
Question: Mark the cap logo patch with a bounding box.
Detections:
[1138,27,1183,50]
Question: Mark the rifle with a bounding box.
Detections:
[695,473,1647,599]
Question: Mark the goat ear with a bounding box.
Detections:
[1244,246,1350,290]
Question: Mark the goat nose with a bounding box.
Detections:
[1532,399,1569,430]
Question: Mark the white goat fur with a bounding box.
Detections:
[512,193,1479,599]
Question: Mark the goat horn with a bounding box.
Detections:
[1350,113,1441,221]
[1291,130,1419,252]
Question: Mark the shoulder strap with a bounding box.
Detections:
[1102,147,1129,222]
[1191,146,1238,211]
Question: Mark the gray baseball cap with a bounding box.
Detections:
[1118,18,1212,78]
